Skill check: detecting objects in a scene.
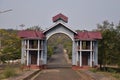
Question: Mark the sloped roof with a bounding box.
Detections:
[18,30,45,39]
[52,13,68,23]
[75,31,102,40]
[44,23,76,34]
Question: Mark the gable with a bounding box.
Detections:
[44,23,76,41]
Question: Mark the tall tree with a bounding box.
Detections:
[97,20,120,70]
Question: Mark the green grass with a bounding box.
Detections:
[89,67,120,80]
[3,66,16,78]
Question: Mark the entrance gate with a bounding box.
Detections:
[18,13,102,69]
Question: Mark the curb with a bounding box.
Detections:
[23,70,40,80]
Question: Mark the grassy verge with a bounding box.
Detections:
[0,64,30,79]
[89,67,120,80]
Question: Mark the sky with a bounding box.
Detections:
[0,0,120,30]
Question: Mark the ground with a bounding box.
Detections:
[34,51,81,80]
[33,50,118,80]
[33,51,95,80]
[0,50,119,80]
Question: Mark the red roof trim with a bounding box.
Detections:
[52,13,68,23]
[18,30,45,39]
[75,31,102,40]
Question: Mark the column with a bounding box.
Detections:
[45,40,47,64]
[37,51,40,66]
[21,40,24,64]
[95,41,98,65]
[27,40,29,50]
[41,40,43,65]
[90,41,92,51]
[41,40,43,50]
[76,41,78,65]
[41,40,43,60]
[90,51,93,67]
[80,41,82,67]
[37,40,40,66]
[80,51,82,67]
[72,41,75,65]
[38,40,40,50]
[26,50,29,66]
[93,51,94,66]
[80,41,82,50]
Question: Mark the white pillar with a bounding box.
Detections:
[27,40,29,50]
[41,40,43,50]
[72,40,76,65]
[37,51,40,66]
[44,40,47,64]
[80,51,82,67]
[80,41,82,50]
[37,40,40,66]
[76,41,78,65]
[38,40,40,50]
[21,40,24,64]
[90,41,93,51]
[90,51,93,67]
[26,50,29,66]
[95,41,98,65]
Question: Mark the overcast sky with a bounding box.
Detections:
[0,0,120,30]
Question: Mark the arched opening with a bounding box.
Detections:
[47,33,72,68]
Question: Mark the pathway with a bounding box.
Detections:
[34,51,82,80]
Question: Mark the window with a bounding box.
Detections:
[82,41,90,49]
[29,40,38,49]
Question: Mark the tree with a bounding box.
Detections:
[0,29,21,63]
[26,25,43,31]
[97,20,120,70]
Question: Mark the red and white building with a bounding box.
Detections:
[18,13,102,69]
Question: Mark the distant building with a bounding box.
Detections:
[18,13,102,69]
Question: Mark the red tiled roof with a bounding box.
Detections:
[18,30,45,39]
[75,31,102,40]
[52,13,68,23]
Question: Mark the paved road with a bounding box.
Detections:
[34,52,82,80]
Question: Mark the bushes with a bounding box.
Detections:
[47,46,53,58]
[3,66,16,78]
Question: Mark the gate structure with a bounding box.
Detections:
[18,13,102,69]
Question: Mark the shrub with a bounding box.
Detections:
[107,68,116,73]
[113,73,120,79]
[90,68,97,73]
[3,66,16,78]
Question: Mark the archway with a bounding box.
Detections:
[47,33,72,68]
[44,23,77,66]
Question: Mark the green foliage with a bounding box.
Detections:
[3,66,16,78]
[0,29,21,63]
[47,46,53,58]
[113,73,120,79]
[89,68,97,73]
[107,68,116,73]
[47,33,72,59]
[97,20,120,69]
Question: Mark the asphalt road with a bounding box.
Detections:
[34,52,81,80]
